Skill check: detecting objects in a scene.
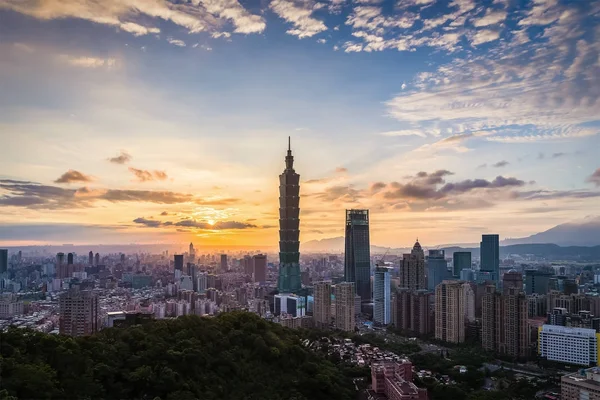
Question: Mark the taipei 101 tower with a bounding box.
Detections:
[277,137,302,293]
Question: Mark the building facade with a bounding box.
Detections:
[392,289,433,336]
[435,280,467,343]
[59,288,99,336]
[374,266,391,325]
[453,251,471,278]
[335,282,355,332]
[480,234,499,283]
[314,281,332,329]
[427,249,451,291]
[252,254,267,284]
[278,138,302,293]
[539,325,600,366]
[399,241,426,291]
[562,367,600,400]
[344,209,371,301]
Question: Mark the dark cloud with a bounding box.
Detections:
[587,168,600,187]
[370,182,386,192]
[0,180,236,209]
[492,160,509,168]
[128,167,168,182]
[133,218,257,230]
[108,151,132,164]
[440,176,525,194]
[54,170,93,184]
[517,190,600,200]
[552,152,566,158]
[312,185,362,202]
[477,164,487,169]
[160,211,169,216]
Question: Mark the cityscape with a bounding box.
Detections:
[1,0,600,399]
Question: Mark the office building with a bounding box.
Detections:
[67,252,74,265]
[196,272,208,293]
[370,360,428,400]
[56,252,65,266]
[335,282,355,332]
[189,242,195,257]
[59,288,99,336]
[274,294,306,318]
[242,255,253,275]
[435,280,469,343]
[427,249,451,291]
[374,266,391,325]
[562,367,600,400]
[502,270,523,294]
[0,249,7,274]
[460,268,475,281]
[220,254,228,272]
[399,241,426,291]
[344,209,371,301]
[539,325,600,366]
[174,255,184,273]
[278,137,302,293]
[88,251,93,265]
[453,251,471,278]
[480,234,499,283]
[392,289,434,336]
[314,281,332,329]
[253,254,267,284]
[94,252,100,266]
[525,269,553,295]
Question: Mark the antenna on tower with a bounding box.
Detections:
[288,136,291,151]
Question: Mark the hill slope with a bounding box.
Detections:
[0,312,356,400]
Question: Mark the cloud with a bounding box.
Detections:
[160,211,169,216]
[587,168,600,187]
[167,38,186,47]
[0,180,238,209]
[212,31,232,38]
[380,129,426,137]
[59,55,117,68]
[470,29,501,46]
[108,151,132,164]
[335,167,348,173]
[492,160,509,168]
[54,170,93,184]
[0,0,264,37]
[270,0,327,38]
[133,218,257,229]
[551,152,566,158]
[128,167,169,182]
[473,9,507,27]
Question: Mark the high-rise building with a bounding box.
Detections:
[67,252,74,265]
[374,266,391,325]
[525,269,553,295]
[88,251,93,265]
[0,249,7,274]
[274,294,306,317]
[278,137,302,294]
[391,289,433,336]
[502,270,523,294]
[252,254,267,284]
[94,252,100,266]
[435,280,468,343]
[540,325,599,366]
[562,367,600,400]
[399,241,426,291]
[427,249,451,291]
[314,281,332,329]
[189,242,195,257]
[344,209,371,301]
[242,255,253,275]
[174,255,184,273]
[220,254,228,272]
[480,234,499,283]
[335,282,355,332]
[56,252,65,266]
[59,288,99,336]
[453,251,471,278]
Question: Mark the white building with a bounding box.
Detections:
[374,266,391,325]
[274,294,306,317]
[539,324,599,366]
[196,272,208,293]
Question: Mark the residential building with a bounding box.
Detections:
[453,251,471,278]
[335,282,355,332]
[59,288,99,336]
[561,367,600,400]
[480,234,499,283]
[314,281,332,329]
[174,254,184,273]
[344,209,371,301]
[253,254,267,284]
[392,289,433,336]
[369,360,428,400]
[278,137,302,293]
[539,325,600,366]
[374,266,391,325]
[220,254,228,272]
[502,270,523,294]
[525,269,553,295]
[0,294,24,318]
[399,241,426,291]
[435,280,467,343]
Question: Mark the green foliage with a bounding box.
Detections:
[0,312,357,400]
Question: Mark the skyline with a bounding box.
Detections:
[0,0,599,247]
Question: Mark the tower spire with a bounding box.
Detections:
[288,136,291,151]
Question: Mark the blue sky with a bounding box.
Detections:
[0,0,598,247]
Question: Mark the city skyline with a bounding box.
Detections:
[1,0,599,247]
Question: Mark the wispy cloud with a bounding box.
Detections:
[492,160,509,168]
[167,38,186,47]
[128,168,169,182]
[108,151,132,165]
[133,217,257,230]
[54,170,93,184]
[270,0,328,38]
[587,168,600,187]
[59,55,117,68]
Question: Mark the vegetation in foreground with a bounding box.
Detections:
[0,312,357,400]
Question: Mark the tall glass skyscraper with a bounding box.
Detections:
[453,251,472,277]
[427,249,451,290]
[278,138,301,293]
[480,234,500,283]
[344,209,371,301]
[373,266,390,325]
[0,249,7,274]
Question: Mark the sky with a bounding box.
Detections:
[0,0,599,248]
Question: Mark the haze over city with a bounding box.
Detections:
[1,0,599,248]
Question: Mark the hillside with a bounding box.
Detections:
[503,216,600,246]
[0,312,357,400]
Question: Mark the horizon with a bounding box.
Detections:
[1,0,599,247]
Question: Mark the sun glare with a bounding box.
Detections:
[208,219,215,226]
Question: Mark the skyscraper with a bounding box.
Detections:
[399,241,426,291]
[67,252,74,265]
[56,252,65,266]
[453,251,471,277]
[220,254,228,272]
[252,254,267,284]
[435,280,469,344]
[391,289,434,336]
[88,251,93,265]
[524,269,552,295]
[189,242,195,257]
[374,266,391,325]
[174,255,184,273]
[59,288,99,336]
[427,249,451,291]
[278,137,301,293]
[314,281,332,329]
[94,252,100,266]
[0,249,7,274]
[344,209,371,301]
[480,234,499,283]
[335,282,355,332]
[503,270,523,294]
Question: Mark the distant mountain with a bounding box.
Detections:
[503,216,600,247]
